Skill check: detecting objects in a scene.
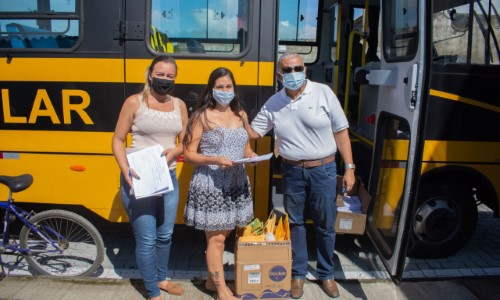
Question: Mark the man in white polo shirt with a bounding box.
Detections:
[248,52,355,299]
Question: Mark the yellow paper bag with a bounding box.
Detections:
[264,210,277,234]
[275,216,285,241]
[242,223,253,237]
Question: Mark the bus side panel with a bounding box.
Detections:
[0,57,126,221]
[426,64,499,141]
[0,150,124,221]
[423,64,500,214]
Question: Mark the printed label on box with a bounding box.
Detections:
[339,218,353,230]
[248,272,261,284]
[244,264,260,271]
[269,265,287,282]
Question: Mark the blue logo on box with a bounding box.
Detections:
[269,265,287,282]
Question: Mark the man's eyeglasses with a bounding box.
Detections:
[280,65,305,74]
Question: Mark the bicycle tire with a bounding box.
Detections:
[19,209,104,277]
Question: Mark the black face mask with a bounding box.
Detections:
[151,77,174,95]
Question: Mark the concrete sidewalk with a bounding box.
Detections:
[1,275,499,300]
[1,204,499,299]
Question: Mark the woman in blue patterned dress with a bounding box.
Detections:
[183,67,255,300]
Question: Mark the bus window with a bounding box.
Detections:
[432,0,500,65]
[0,0,79,49]
[150,0,249,55]
[383,0,418,61]
[278,0,319,63]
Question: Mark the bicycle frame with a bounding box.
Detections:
[0,174,105,277]
[0,198,63,255]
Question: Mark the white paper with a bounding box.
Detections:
[339,218,353,230]
[247,272,261,284]
[126,144,173,199]
[243,264,260,271]
[233,153,273,164]
[337,195,362,213]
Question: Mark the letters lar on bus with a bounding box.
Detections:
[1,89,93,125]
[126,144,173,199]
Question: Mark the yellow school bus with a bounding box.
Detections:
[1,0,499,281]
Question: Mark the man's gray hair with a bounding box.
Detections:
[277,52,303,68]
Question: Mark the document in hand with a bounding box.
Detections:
[232,153,273,164]
[126,144,174,199]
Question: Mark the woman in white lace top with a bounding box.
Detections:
[112,56,188,300]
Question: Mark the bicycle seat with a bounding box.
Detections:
[0,174,33,193]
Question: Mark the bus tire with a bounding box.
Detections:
[407,180,478,258]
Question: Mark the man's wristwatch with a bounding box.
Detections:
[345,163,356,170]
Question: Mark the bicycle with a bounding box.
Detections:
[0,174,105,277]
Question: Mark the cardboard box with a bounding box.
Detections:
[335,176,371,234]
[235,240,292,299]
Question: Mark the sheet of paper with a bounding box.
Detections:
[126,144,173,199]
[233,153,273,164]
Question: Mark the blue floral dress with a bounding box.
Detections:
[184,127,253,231]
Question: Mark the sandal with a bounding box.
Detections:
[158,281,184,296]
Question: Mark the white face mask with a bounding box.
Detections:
[212,89,235,106]
[281,71,305,90]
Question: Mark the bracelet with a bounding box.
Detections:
[345,163,356,169]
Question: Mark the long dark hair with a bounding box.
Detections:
[183,67,245,148]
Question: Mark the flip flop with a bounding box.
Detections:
[158,281,184,296]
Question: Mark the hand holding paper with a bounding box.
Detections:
[233,153,273,164]
[126,144,174,199]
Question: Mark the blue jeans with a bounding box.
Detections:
[282,161,337,280]
[121,169,179,299]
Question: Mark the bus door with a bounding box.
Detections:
[360,0,430,282]
[121,0,150,97]
[269,0,325,214]
[328,0,379,184]
[123,0,272,222]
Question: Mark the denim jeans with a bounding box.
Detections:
[282,161,337,280]
[121,169,179,299]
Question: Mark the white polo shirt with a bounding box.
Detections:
[251,80,349,161]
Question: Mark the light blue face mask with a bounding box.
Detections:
[281,71,305,90]
[212,89,235,106]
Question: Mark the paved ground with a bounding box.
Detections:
[1,275,500,299]
[0,204,499,299]
[3,203,494,281]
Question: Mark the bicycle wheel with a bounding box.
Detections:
[19,209,104,277]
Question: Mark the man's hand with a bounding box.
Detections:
[342,170,356,193]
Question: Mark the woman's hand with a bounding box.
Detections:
[161,147,177,165]
[244,152,258,167]
[216,156,233,169]
[124,167,140,187]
